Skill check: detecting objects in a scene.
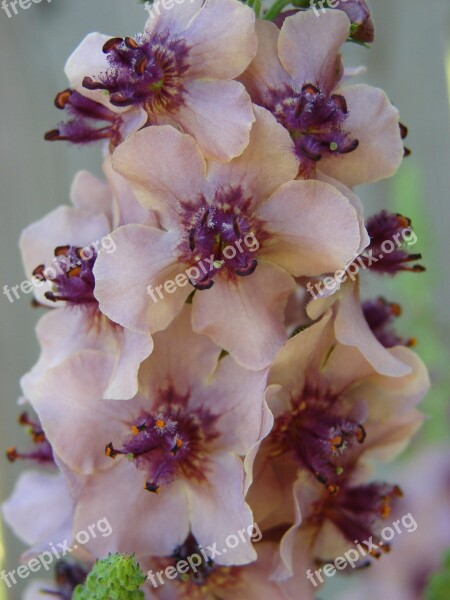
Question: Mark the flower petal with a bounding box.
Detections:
[94,225,190,334]
[73,461,190,558]
[334,281,412,377]
[207,105,298,205]
[192,355,269,455]
[239,19,289,102]
[112,126,206,229]
[139,305,221,396]
[176,79,254,161]
[2,471,74,552]
[31,351,135,474]
[188,453,256,566]
[318,84,404,186]
[258,180,361,276]
[103,329,154,400]
[192,262,294,370]
[64,32,122,110]
[278,10,350,92]
[183,0,257,80]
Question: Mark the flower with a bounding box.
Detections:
[247,309,428,579]
[61,0,257,160]
[29,306,271,565]
[240,10,404,185]
[19,165,155,400]
[94,106,363,370]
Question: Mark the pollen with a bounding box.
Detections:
[155,419,166,430]
[145,481,161,494]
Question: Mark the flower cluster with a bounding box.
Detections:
[3,1,429,599]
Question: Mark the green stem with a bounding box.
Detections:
[263,0,293,21]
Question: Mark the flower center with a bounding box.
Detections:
[266,83,359,177]
[179,189,262,290]
[268,387,366,492]
[83,33,190,115]
[151,535,242,599]
[106,388,219,493]
[318,482,404,556]
[33,245,97,306]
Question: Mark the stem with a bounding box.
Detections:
[263,0,292,20]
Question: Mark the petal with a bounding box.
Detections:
[258,180,361,276]
[207,105,298,204]
[334,281,412,377]
[2,471,74,551]
[353,347,430,419]
[192,355,269,455]
[183,0,257,80]
[239,19,289,102]
[94,225,190,334]
[268,311,333,395]
[112,126,206,229]
[70,170,112,223]
[316,171,369,255]
[31,351,135,474]
[64,32,124,111]
[73,461,190,558]
[318,84,404,186]
[21,308,105,401]
[278,10,350,92]
[139,305,221,396]
[103,329,154,400]
[176,79,254,161]
[102,156,153,228]
[192,262,294,370]
[188,453,256,565]
[145,0,203,34]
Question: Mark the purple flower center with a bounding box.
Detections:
[317,482,404,555]
[265,83,359,177]
[362,297,415,348]
[179,188,263,290]
[83,32,190,115]
[33,245,97,306]
[364,211,425,275]
[268,386,366,491]
[106,388,219,494]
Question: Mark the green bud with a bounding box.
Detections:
[73,554,146,600]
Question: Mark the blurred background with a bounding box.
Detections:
[0,0,449,598]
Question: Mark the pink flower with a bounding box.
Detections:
[30,306,271,565]
[240,11,404,185]
[94,107,363,370]
[248,310,428,580]
[62,0,257,160]
[20,165,154,400]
